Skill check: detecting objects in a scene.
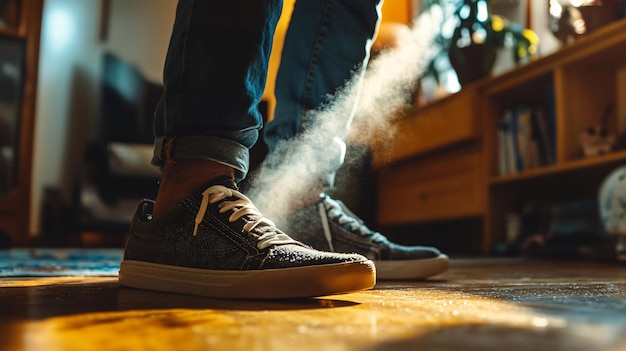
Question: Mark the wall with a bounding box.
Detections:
[103,0,176,83]
[30,0,177,235]
[31,0,102,235]
[381,0,412,24]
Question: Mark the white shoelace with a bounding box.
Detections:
[193,185,298,250]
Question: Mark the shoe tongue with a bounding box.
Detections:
[218,177,238,190]
[196,176,238,194]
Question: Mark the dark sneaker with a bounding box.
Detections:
[278,194,449,280]
[119,178,376,299]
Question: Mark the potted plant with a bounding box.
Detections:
[421,0,539,86]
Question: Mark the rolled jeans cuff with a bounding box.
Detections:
[152,136,249,181]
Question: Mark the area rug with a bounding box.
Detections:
[0,248,123,277]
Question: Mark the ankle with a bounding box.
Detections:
[152,159,235,219]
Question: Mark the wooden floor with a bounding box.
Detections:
[1,258,625,351]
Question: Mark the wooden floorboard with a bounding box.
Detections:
[1,258,625,351]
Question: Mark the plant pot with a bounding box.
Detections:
[448,43,497,86]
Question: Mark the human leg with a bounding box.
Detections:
[260,0,449,280]
[150,0,279,218]
[118,0,376,298]
[264,0,383,188]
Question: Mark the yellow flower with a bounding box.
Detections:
[492,15,505,32]
[522,28,539,55]
[522,28,539,45]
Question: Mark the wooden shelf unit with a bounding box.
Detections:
[0,0,43,247]
[376,18,626,254]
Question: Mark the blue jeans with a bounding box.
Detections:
[153,0,382,183]
[266,0,383,188]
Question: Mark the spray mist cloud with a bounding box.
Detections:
[249,8,444,220]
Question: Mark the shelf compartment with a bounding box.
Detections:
[488,149,626,185]
[484,71,556,177]
[556,65,625,165]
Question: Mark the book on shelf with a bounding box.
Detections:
[496,104,556,175]
[534,107,555,166]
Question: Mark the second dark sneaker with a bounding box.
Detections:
[278,194,449,280]
[118,178,376,299]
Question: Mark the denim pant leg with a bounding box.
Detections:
[153,0,283,182]
[263,0,383,187]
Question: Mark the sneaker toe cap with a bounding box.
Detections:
[262,244,368,269]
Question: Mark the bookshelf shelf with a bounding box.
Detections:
[489,150,626,186]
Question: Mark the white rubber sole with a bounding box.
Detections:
[374,254,450,280]
[119,259,376,299]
